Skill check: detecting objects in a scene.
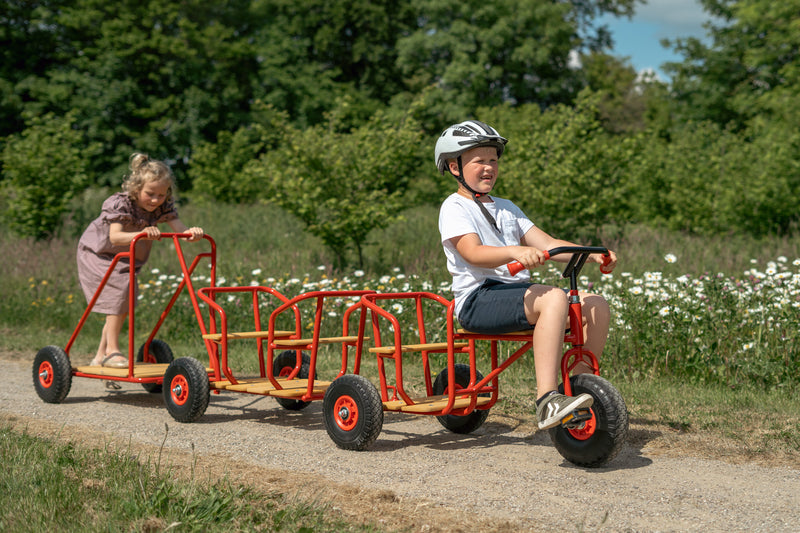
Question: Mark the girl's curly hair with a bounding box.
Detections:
[121,153,175,201]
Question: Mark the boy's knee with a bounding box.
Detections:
[526,286,568,313]
[583,294,610,321]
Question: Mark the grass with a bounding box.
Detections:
[0,423,381,533]
[2,196,800,529]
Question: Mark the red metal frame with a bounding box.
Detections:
[361,247,607,417]
[67,232,215,385]
[264,290,374,401]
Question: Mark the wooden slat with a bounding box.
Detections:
[383,394,493,413]
[272,335,363,347]
[73,363,212,378]
[457,329,534,336]
[209,377,331,396]
[202,329,294,341]
[369,341,467,354]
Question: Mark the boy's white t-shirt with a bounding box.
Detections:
[439,193,535,317]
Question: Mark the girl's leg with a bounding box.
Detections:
[523,285,569,395]
[103,313,128,358]
[90,319,110,365]
[575,292,610,374]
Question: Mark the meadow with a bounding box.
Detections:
[5,198,800,390]
[2,198,799,531]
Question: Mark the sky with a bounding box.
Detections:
[598,0,719,80]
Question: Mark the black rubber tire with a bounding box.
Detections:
[548,374,629,468]
[32,346,72,404]
[136,339,174,393]
[432,363,490,434]
[163,357,210,423]
[272,350,314,411]
[323,374,383,451]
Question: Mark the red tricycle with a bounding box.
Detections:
[33,233,217,402]
[324,246,628,467]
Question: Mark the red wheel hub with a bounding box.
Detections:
[170,375,189,406]
[38,361,54,388]
[333,395,359,431]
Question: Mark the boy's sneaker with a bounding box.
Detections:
[536,392,594,430]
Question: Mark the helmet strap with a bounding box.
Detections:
[456,157,501,234]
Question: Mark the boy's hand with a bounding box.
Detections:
[594,251,617,273]
[513,246,548,269]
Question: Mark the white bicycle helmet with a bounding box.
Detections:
[435,120,508,175]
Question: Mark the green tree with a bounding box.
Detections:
[1,112,101,239]
[665,0,800,130]
[189,103,290,204]
[250,108,426,268]
[393,0,640,123]
[485,92,639,238]
[8,0,269,187]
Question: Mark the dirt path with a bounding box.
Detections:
[6,355,799,532]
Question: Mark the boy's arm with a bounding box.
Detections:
[451,232,548,269]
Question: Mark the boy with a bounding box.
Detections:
[436,120,617,429]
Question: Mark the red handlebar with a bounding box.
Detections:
[507,248,612,275]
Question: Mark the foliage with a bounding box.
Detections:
[2,0,800,243]
[629,118,800,235]
[665,0,800,130]
[188,104,291,204]
[1,111,101,239]
[485,92,639,238]
[248,107,427,268]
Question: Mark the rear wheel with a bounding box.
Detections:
[432,364,489,434]
[272,350,313,411]
[323,374,383,450]
[163,358,210,423]
[548,374,628,467]
[136,339,174,393]
[33,346,72,404]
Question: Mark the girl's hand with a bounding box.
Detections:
[142,226,161,240]
[185,227,204,242]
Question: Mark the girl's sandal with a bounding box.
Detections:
[105,381,122,390]
[101,352,129,369]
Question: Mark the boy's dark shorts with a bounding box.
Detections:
[457,278,533,334]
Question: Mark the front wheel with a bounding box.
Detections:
[33,346,72,403]
[548,374,628,467]
[432,364,490,434]
[272,350,314,411]
[163,358,210,423]
[322,374,383,451]
[136,339,174,393]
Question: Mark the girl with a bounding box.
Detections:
[77,153,204,368]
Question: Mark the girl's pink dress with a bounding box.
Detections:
[76,192,177,315]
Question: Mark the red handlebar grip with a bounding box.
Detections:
[507,250,550,275]
[507,261,525,276]
[600,253,613,274]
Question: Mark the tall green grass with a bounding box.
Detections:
[4,198,799,390]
